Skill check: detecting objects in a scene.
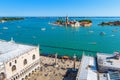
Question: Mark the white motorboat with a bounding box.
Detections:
[41,28,46,31]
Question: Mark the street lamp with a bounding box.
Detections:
[54,53,58,67]
[73,54,76,71]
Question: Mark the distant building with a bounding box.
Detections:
[107,71,120,80]
[65,16,69,25]
[54,16,92,27]
[80,22,92,27]
[69,21,80,27]
[76,52,120,80]
[0,20,6,23]
[0,39,40,80]
[97,52,120,80]
[76,55,97,80]
[97,52,120,73]
[99,71,120,80]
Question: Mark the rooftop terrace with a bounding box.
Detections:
[0,39,37,63]
[97,53,120,69]
[76,55,97,80]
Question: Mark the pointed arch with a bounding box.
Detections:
[23,59,27,65]
[32,54,36,60]
[12,65,16,72]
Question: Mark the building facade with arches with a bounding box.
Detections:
[0,39,40,80]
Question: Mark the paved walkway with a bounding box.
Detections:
[25,56,80,80]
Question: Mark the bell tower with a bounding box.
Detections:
[66,16,69,25]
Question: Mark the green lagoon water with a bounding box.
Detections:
[0,17,120,57]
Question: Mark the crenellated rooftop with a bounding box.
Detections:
[0,39,37,63]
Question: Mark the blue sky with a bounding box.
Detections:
[0,0,120,16]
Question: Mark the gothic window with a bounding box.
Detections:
[23,59,27,65]
[9,62,12,66]
[12,65,16,72]
[15,60,17,63]
[32,54,35,60]
[0,72,5,79]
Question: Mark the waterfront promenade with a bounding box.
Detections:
[25,56,80,80]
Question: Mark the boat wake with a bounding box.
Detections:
[111,35,115,37]
[88,42,97,45]
[3,27,8,30]
[89,30,94,33]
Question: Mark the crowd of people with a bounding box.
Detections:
[25,56,80,80]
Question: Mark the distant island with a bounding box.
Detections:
[0,17,24,23]
[53,16,92,27]
[99,21,120,26]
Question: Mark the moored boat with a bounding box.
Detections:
[100,32,106,36]
[41,28,46,31]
